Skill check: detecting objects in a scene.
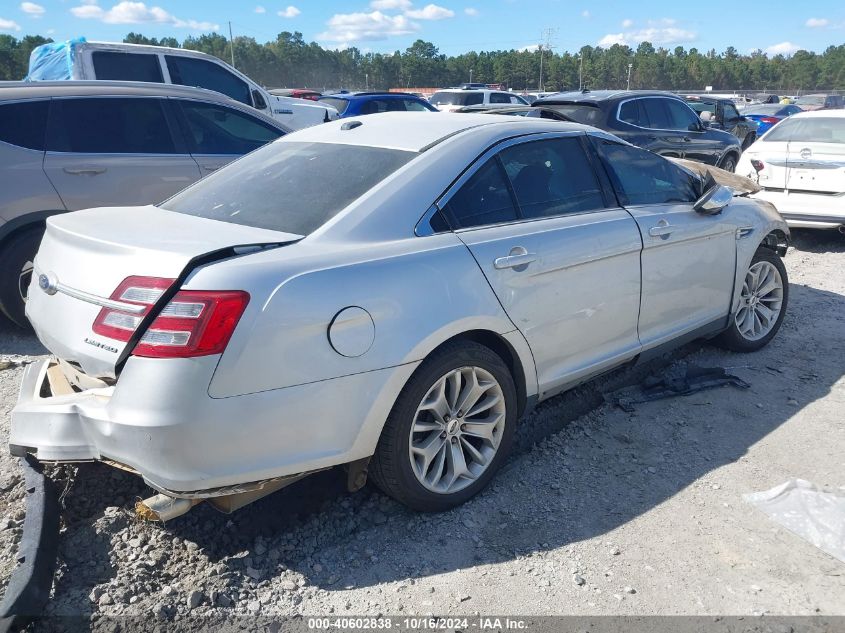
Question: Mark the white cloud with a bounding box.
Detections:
[370,0,412,9]
[518,43,540,52]
[254,5,266,14]
[318,10,418,42]
[405,4,454,20]
[69,1,218,30]
[764,41,802,55]
[0,17,22,30]
[278,5,300,18]
[581,9,590,18]
[464,7,478,16]
[805,17,828,27]
[621,18,633,28]
[598,19,695,47]
[20,2,46,17]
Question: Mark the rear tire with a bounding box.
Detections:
[716,248,788,353]
[369,340,517,512]
[719,153,738,173]
[0,227,43,328]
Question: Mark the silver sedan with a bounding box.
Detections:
[12,113,790,517]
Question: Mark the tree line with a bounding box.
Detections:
[1,31,843,93]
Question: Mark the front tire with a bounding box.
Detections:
[719,153,738,173]
[716,247,788,352]
[369,341,517,512]
[0,227,43,328]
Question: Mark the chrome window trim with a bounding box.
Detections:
[615,96,702,133]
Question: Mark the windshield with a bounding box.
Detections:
[318,97,349,115]
[430,91,484,106]
[162,141,416,235]
[763,117,845,143]
[795,96,825,106]
[685,101,714,113]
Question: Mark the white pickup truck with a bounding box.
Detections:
[26,40,337,130]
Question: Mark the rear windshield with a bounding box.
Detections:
[318,97,349,115]
[430,92,484,106]
[763,117,845,143]
[541,103,603,126]
[742,105,781,115]
[161,141,415,235]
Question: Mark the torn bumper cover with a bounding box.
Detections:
[10,357,410,498]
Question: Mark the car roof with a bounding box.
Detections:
[285,111,592,152]
[680,94,730,102]
[0,79,243,103]
[323,92,422,101]
[791,109,845,118]
[538,89,679,104]
[433,88,511,94]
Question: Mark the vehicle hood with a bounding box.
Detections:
[27,205,300,378]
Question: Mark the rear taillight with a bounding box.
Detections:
[92,276,249,358]
[750,159,765,172]
[92,276,175,341]
[133,290,249,358]
[760,117,780,124]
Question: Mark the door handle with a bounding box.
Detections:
[682,137,692,142]
[648,221,675,238]
[62,167,107,175]
[494,246,537,270]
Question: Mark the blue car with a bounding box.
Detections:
[740,104,803,137]
[318,91,438,118]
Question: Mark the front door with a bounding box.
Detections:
[440,134,643,395]
[43,96,200,210]
[594,139,737,348]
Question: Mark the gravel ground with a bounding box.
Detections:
[0,229,843,626]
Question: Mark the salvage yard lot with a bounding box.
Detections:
[0,230,843,620]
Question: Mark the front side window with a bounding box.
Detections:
[442,159,518,229]
[92,51,163,83]
[403,99,430,112]
[166,55,251,105]
[177,101,283,155]
[764,117,845,143]
[0,100,49,151]
[162,142,415,235]
[722,103,741,121]
[490,93,511,104]
[596,140,701,206]
[47,98,176,154]
[664,99,700,130]
[499,137,605,219]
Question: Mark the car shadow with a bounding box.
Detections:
[49,280,845,603]
[0,318,46,357]
[789,228,845,254]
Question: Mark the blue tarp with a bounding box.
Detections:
[25,38,86,81]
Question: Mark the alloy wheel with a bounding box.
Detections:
[408,366,506,494]
[735,260,784,341]
[18,259,34,304]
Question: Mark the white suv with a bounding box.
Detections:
[26,40,337,130]
[429,89,529,112]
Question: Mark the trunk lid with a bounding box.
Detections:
[27,205,300,378]
[786,141,845,194]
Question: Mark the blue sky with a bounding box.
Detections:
[2,0,844,56]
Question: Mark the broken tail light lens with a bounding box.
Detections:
[92,276,249,358]
[132,290,250,358]
[750,159,765,172]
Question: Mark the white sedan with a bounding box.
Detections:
[12,113,789,519]
[737,110,845,232]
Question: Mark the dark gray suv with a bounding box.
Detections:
[0,81,289,326]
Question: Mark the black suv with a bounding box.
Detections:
[679,94,758,149]
[535,90,742,171]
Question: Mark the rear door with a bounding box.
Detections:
[617,97,687,158]
[442,133,643,394]
[784,116,845,194]
[594,139,737,348]
[171,99,285,174]
[43,96,201,210]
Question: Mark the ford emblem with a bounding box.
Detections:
[38,272,58,295]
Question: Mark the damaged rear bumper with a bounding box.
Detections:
[753,190,845,230]
[10,357,417,497]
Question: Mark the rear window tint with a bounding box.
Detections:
[430,92,484,106]
[543,104,602,126]
[764,117,845,143]
[92,51,163,82]
[0,100,49,151]
[161,141,415,235]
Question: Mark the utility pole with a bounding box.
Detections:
[228,21,236,69]
[469,68,473,84]
[538,28,557,92]
[626,62,633,90]
[578,54,584,90]
[365,73,369,91]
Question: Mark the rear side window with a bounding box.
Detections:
[92,51,163,82]
[161,142,415,235]
[177,101,283,155]
[165,55,251,105]
[596,140,700,206]
[499,137,605,219]
[429,92,484,107]
[47,98,177,154]
[443,159,518,229]
[620,98,672,129]
[0,100,49,151]
[546,104,602,125]
[490,93,511,104]
[764,117,845,143]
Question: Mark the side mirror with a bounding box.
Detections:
[694,184,733,215]
[252,89,268,110]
